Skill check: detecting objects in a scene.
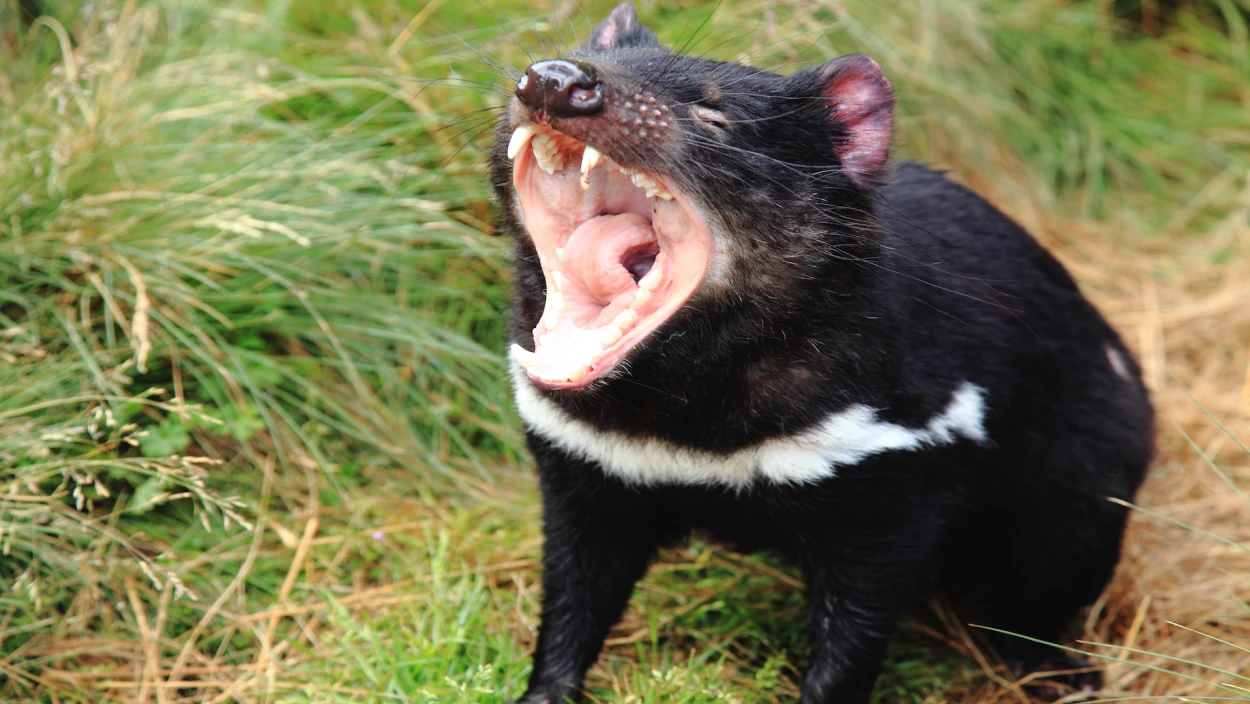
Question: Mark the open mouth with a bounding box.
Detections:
[508,123,714,390]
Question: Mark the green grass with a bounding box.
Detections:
[0,0,1247,701]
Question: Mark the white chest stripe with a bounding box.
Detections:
[511,360,990,488]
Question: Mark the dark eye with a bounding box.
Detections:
[692,106,730,132]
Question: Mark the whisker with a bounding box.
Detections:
[470,1,537,67]
[653,0,724,88]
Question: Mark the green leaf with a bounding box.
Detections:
[128,475,171,515]
[139,418,191,458]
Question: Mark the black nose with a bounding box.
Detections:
[515,59,603,117]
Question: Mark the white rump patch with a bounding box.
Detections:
[1105,344,1133,381]
[510,356,990,488]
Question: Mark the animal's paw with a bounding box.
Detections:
[506,677,583,704]
[1009,652,1103,702]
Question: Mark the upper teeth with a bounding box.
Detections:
[507,125,674,200]
[628,171,673,201]
[507,124,538,160]
[580,146,603,190]
[531,132,562,174]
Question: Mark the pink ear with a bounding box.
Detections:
[587,3,659,50]
[819,54,894,183]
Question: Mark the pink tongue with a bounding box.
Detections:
[530,212,658,383]
[562,213,656,302]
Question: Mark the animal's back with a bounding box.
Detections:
[880,162,1152,479]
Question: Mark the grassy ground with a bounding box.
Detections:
[1,0,1248,701]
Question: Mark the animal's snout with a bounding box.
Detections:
[516,59,603,117]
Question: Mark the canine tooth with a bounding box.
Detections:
[580,146,604,190]
[613,309,639,329]
[566,366,588,383]
[507,124,538,160]
[531,132,562,174]
[555,247,566,259]
[630,287,651,310]
[511,344,536,369]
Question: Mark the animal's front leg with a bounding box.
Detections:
[512,437,666,704]
[794,493,944,704]
[798,563,908,703]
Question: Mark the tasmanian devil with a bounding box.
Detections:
[490,4,1154,703]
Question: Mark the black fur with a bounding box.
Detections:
[492,5,1153,702]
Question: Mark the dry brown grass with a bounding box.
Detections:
[921,164,1250,702]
